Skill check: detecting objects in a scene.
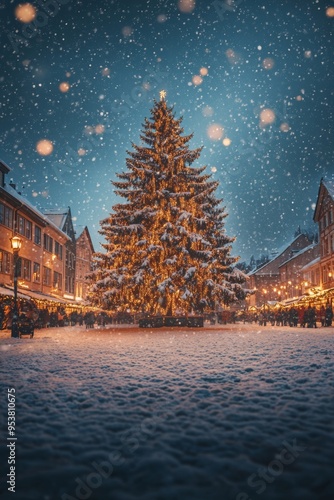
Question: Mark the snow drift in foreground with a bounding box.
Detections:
[0,324,333,500]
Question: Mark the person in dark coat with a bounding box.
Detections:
[325,306,333,327]
[306,306,317,328]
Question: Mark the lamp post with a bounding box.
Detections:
[10,236,22,338]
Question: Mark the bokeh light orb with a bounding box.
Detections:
[326,7,334,17]
[36,139,53,156]
[59,82,70,93]
[200,67,208,76]
[202,105,214,117]
[192,75,203,86]
[15,3,36,23]
[207,123,224,141]
[178,0,195,13]
[122,26,133,36]
[280,122,290,132]
[157,14,167,23]
[262,58,275,70]
[223,137,232,146]
[95,124,105,134]
[259,108,276,126]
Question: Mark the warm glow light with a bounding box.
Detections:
[207,123,224,141]
[59,82,70,93]
[15,3,36,23]
[95,124,105,134]
[178,0,196,13]
[222,137,231,146]
[225,49,241,65]
[36,139,54,156]
[200,67,208,76]
[192,75,203,86]
[280,122,290,132]
[262,58,275,70]
[326,7,334,17]
[160,90,167,100]
[259,108,276,126]
[78,148,86,156]
[11,236,22,251]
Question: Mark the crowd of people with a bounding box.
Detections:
[0,302,109,331]
[1,299,333,332]
[238,304,333,328]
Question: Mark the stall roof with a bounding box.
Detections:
[0,286,31,300]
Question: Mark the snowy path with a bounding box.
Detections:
[0,324,334,500]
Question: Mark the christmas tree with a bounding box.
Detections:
[89,94,248,315]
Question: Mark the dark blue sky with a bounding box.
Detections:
[1,0,333,261]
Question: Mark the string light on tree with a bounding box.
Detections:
[88,99,249,316]
[160,90,167,101]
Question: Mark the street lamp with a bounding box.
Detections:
[10,236,22,338]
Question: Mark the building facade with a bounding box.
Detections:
[247,234,312,307]
[0,160,94,307]
[313,177,334,291]
[76,226,95,302]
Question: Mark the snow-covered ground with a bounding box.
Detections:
[0,323,333,500]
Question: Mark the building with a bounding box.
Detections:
[0,159,94,310]
[247,234,312,307]
[76,226,95,302]
[278,243,320,300]
[313,177,334,290]
[43,208,77,300]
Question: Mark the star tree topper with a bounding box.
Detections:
[160,89,167,101]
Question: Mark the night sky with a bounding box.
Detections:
[1,0,333,261]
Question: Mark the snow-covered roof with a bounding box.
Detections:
[322,176,334,199]
[248,234,307,276]
[278,242,319,268]
[1,184,71,240]
[314,175,334,222]
[301,256,320,271]
[43,208,69,230]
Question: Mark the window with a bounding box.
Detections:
[19,258,31,281]
[65,275,75,294]
[25,220,32,239]
[43,234,53,253]
[331,233,334,253]
[0,249,11,274]
[43,266,51,286]
[34,226,41,245]
[33,262,40,283]
[18,215,24,235]
[54,241,63,260]
[53,271,62,290]
[0,203,13,228]
[17,215,32,240]
[17,215,32,239]
[329,209,333,225]
[66,249,75,269]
